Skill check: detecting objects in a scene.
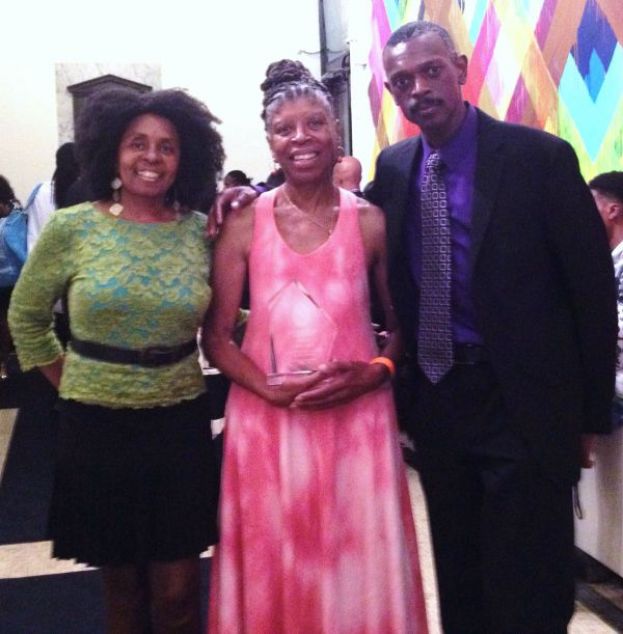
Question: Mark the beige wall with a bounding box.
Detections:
[0,0,321,201]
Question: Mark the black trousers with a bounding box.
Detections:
[407,361,574,634]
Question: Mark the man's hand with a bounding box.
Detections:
[580,434,596,468]
[207,186,259,238]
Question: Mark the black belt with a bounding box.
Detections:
[453,343,489,365]
[70,337,197,367]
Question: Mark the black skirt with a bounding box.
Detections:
[49,393,219,567]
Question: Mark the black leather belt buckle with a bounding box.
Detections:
[453,343,488,365]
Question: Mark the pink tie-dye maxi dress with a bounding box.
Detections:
[208,188,428,633]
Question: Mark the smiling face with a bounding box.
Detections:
[266,95,340,185]
[383,32,468,147]
[116,113,180,204]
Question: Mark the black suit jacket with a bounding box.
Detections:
[367,108,617,482]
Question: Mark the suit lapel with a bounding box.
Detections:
[470,111,506,273]
[386,138,421,254]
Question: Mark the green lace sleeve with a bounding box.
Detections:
[8,207,75,370]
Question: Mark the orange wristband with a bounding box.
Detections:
[369,356,396,378]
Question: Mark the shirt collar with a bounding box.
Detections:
[421,103,477,170]
[612,239,623,260]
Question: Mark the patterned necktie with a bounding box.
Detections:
[417,151,453,383]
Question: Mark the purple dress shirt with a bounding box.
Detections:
[407,103,483,345]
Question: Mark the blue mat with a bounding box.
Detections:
[0,558,211,634]
[0,371,58,544]
[0,569,105,634]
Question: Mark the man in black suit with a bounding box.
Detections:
[365,20,617,633]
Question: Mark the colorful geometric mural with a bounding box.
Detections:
[369,0,623,179]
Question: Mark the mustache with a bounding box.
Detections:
[409,97,441,113]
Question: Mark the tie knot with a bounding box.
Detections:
[425,152,442,173]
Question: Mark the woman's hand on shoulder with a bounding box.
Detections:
[291,360,390,410]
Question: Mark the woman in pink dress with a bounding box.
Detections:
[203,59,428,633]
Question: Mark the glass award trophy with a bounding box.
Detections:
[267,280,337,386]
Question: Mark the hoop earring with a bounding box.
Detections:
[109,177,123,216]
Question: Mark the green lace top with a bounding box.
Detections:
[8,203,212,408]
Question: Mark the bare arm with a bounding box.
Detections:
[202,203,324,407]
[364,200,402,364]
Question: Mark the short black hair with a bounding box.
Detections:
[52,142,80,209]
[385,20,457,53]
[224,170,252,186]
[0,175,18,207]
[589,171,623,205]
[75,87,225,210]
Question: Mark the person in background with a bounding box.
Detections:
[0,176,20,219]
[222,169,252,189]
[589,170,623,427]
[204,59,428,633]
[9,86,224,634]
[26,141,80,252]
[0,176,21,378]
[332,154,363,196]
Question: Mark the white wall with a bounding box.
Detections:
[575,427,623,576]
[0,0,321,201]
[345,0,377,182]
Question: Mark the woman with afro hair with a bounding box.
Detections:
[9,87,225,633]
